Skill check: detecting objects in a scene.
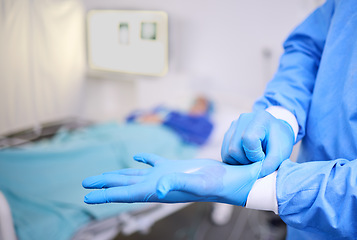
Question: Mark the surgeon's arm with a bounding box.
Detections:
[249,158,357,239]
[254,0,334,142]
[243,113,357,238]
[221,0,335,178]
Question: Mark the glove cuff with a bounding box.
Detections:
[265,106,298,142]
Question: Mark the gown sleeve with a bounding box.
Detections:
[253,0,335,142]
[277,159,357,238]
[249,1,357,238]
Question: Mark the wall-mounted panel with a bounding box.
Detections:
[87,10,168,76]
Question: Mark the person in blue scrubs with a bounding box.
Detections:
[83,1,357,239]
[221,0,357,238]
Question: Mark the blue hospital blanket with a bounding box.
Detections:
[163,111,213,146]
[126,106,214,146]
[0,122,198,240]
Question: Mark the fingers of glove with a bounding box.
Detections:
[84,184,150,204]
[133,153,165,167]
[241,122,266,163]
[221,120,238,163]
[103,168,149,176]
[228,122,254,165]
[259,122,294,178]
[221,119,250,165]
[259,141,282,178]
[156,173,207,199]
[82,174,143,189]
[222,133,245,165]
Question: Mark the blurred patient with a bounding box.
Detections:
[126,96,214,146]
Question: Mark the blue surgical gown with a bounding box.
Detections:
[254,0,357,239]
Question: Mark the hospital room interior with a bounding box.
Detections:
[0,0,324,240]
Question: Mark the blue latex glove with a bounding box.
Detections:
[82,153,262,206]
[221,111,294,178]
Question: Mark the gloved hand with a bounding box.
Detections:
[82,153,262,206]
[221,111,295,178]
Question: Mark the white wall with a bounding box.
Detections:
[0,0,85,135]
[0,0,324,134]
[80,0,324,122]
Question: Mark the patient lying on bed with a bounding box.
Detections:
[126,96,213,145]
[0,96,214,240]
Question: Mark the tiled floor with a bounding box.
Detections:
[114,203,286,240]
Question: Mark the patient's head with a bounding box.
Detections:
[127,96,213,124]
[188,96,212,116]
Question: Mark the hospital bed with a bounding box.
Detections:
[0,104,240,240]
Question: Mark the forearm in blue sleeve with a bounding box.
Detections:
[253,0,334,142]
[277,159,357,238]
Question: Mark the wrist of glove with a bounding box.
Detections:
[82,153,262,207]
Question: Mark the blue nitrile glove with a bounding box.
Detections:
[221,111,294,178]
[82,153,262,206]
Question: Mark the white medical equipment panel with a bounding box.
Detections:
[87,10,168,76]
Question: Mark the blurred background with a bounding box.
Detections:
[0,1,324,240]
[0,0,324,135]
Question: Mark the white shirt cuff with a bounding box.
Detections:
[246,171,278,214]
[265,106,299,142]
